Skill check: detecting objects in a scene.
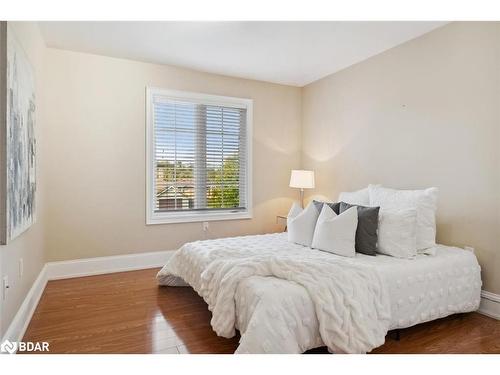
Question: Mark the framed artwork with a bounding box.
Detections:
[0,23,36,244]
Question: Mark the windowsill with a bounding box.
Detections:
[146,210,252,225]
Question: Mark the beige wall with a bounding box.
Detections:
[43,48,302,261]
[302,22,500,294]
[0,22,46,337]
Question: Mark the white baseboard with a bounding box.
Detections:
[46,250,174,280]
[478,290,500,320]
[1,249,174,350]
[1,264,48,346]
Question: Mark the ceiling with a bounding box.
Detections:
[38,21,447,87]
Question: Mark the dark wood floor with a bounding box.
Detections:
[22,268,500,354]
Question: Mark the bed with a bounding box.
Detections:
[157,232,482,354]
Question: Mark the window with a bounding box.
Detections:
[146,88,252,224]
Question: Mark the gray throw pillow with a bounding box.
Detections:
[339,202,380,256]
[313,200,340,215]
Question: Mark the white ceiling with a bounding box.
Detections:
[38,21,447,87]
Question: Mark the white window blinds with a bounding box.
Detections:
[147,88,252,224]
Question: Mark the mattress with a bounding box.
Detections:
[157,232,482,353]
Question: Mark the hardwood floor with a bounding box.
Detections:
[22,268,500,354]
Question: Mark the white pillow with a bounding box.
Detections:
[288,201,303,218]
[338,187,370,206]
[311,205,358,257]
[368,185,438,251]
[377,208,418,258]
[287,202,320,247]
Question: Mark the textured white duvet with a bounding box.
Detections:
[157,233,481,354]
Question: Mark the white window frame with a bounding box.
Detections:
[146,87,253,224]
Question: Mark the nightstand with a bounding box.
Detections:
[276,215,288,232]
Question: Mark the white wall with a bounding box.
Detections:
[0,22,47,338]
[302,22,500,294]
[43,48,302,261]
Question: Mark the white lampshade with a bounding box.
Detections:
[289,170,315,189]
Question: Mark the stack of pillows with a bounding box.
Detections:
[287,184,438,259]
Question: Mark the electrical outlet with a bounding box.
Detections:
[19,258,24,278]
[2,275,9,301]
[202,221,209,232]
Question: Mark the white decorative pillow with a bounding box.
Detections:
[377,208,418,258]
[288,201,303,219]
[338,187,370,206]
[311,205,358,257]
[368,185,438,251]
[287,202,320,247]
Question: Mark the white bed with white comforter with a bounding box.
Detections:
[157,232,481,354]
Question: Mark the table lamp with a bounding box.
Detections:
[289,170,315,208]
